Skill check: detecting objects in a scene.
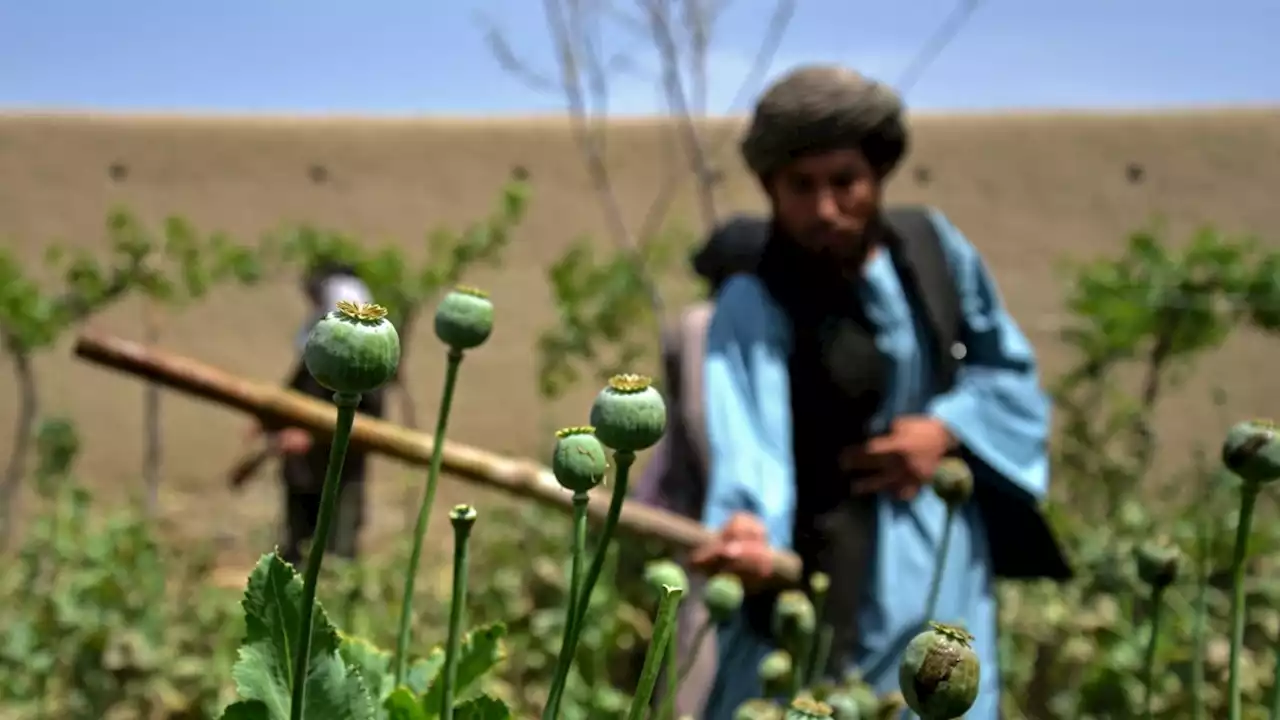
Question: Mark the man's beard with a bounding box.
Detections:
[800,227,872,270]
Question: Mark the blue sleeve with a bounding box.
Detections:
[700,275,797,549]
[924,210,1053,502]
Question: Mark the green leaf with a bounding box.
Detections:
[384,687,429,720]
[420,623,507,715]
[339,632,394,703]
[221,701,271,720]
[405,655,445,696]
[454,694,511,720]
[229,552,376,720]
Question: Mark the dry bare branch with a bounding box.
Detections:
[483,0,796,322]
[628,0,795,247]
[476,12,559,93]
[895,0,983,93]
[644,0,719,230]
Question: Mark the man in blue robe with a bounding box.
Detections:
[687,65,1070,719]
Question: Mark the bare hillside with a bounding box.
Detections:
[1,109,1277,551]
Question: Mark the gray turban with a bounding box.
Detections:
[740,65,908,179]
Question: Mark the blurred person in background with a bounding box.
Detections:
[234,261,387,567]
[681,65,1071,719]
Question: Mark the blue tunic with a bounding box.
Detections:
[699,210,1051,719]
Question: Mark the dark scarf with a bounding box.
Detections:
[741,224,891,675]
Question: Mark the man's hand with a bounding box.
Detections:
[840,416,955,501]
[275,427,313,455]
[689,512,775,591]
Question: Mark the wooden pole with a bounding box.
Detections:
[72,330,803,584]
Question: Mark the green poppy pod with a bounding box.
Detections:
[644,559,688,595]
[550,426,608,493]
[705,573,745,622]
[1222,418,1280,486]
[772,589,817,644]
[733,699,785,720]
[898,623,980,720]
[932,458,974,508]
[303,300,401,395]
[433,286,494,351]
[758,650,794,697]
[785,698,834,719]
[1134,538,1182,589]
[824,684,879,720]
[588,374,668,452]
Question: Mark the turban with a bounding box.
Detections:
[740,65,908,179]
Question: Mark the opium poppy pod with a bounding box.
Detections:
[772,589,817,641]
[784,698,833,719]
[1135,538,1182,589]
[433,286,495,351]
[932,458,974,508]
[1222,418,1280,486]
[643,559,688,595]
[733,699,784,720]
[704,573,745,622]
[898,623,980,720]
[824,683,878,720]
[551,426,609,493]
[588,374,668,452]
[758,649,794,695]
[304,300,401,395]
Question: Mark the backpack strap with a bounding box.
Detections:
[882,206,965,393]
[882,207,1074,583]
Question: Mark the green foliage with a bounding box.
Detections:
[1053,222,1280,517]
[467,504,654,718]
[224,549,508,720]
[11,213,1280,719]
[536,227,683,400]
[998,222,1280,718]
[229,553,376,720]
[277,176,529,333]
[0,418,241,719]
[0,208,267,355]
[0,207,273,542]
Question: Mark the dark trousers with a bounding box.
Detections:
[279,480,365,567]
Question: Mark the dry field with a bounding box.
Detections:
[1,108,1278,567]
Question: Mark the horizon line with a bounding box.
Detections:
[2,102,1279,126]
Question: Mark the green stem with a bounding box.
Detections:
[1267,615,1280,718]
[804,583,829,687]
[789,637,810,701]
[289,392,359,720]
[564,492,589,643]
[1190,525,1211,720]
[660,603,679,720]
[1227,483,1260,720]
[811,625,834,687]
[546,491,589,714]
[627,586,684,720]
[923,506,956,626]
[542,450,636,720]
[1141,585,1166,719]
[441,512,475,720]
[393,349,464,686]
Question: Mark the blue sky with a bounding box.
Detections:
[1,0,1274,116]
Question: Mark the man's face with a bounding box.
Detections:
[767,148,881,263]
